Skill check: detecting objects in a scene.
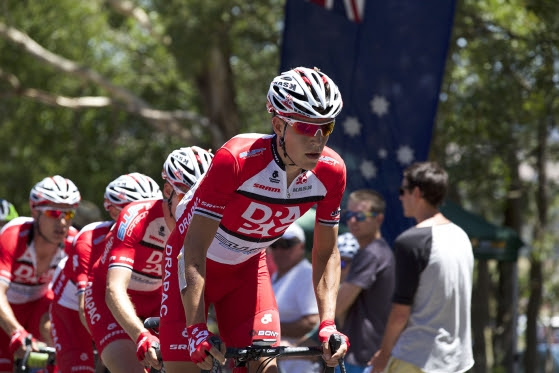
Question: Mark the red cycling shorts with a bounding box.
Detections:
[84,281,161,357]
[159,250,280,362]
[50,302,96,372]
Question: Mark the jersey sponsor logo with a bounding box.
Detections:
[253,183,281,193]
[240,147,266,159]
[200,201,225,210]
[160,243,174,317]
[256,330,279,338]
[13,264,54,284]
[238,202,301,237]
[319,155,339,166]
[295,173,308,184]
[215,233,266,255]
[84,286,100,325]
[170,344,188,350]
[260,313,273,324]
[177,197,200,235]
[141,251,163,277]
[117,203,148,240]
[291,185,312,193]
[100,236,114,265]
[269,170,280,184]
[331,208,341,217]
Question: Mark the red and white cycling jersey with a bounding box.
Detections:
[52,221,114,310]
[160,133,345,360]
[0,217,77,304]
[174,133,346,265]
[92,199,169,292]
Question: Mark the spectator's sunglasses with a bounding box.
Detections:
[340,210,377,223]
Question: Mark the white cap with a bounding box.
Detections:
[281,222,306,243]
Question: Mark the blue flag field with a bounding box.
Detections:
[280,0,457,243]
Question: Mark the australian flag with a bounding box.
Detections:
[281,0,457,243]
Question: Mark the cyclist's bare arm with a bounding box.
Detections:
[312,223,341,323]
[106,267,144,338]
[0,282,27,358]
[311,223,347,364]
[105,267,161,368]
[180,215,220,327]
[0,282,22,335]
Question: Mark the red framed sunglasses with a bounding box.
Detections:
[279,116,336,137]
[35,206,76,220]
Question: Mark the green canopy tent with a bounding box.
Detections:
[440,200,524,261]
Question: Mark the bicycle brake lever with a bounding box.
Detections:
[327,334,347,373]
[201,336,223,373]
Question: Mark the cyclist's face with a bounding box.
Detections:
[273,116,330,170]
[32,203,74,245]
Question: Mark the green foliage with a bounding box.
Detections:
[0,0,284,214]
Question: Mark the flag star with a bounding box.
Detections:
[396,145,415,165]
[342,116,362,137]
[378,148,388,159]
[360,160,377,179]
[370,95,389,117]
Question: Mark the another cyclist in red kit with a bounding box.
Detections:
[0,175,80,373]
[84,147,212,373]
[50,173,162,373]
[159,67,349,373]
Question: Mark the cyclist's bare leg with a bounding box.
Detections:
[39,311,54,346]
[101,339,146,373]
[164,361,199,373]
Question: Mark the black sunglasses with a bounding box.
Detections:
[270,238,298,250]
[340,210,377,223]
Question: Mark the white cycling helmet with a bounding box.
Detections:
[104,173,163,209]
[0,199,18,222]
[162,146,214,190]
[29,175,81,208]
[337,232,359,259]
[267,66,343,120]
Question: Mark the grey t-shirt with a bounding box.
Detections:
[341,237,395,366]
[392,223,474,373]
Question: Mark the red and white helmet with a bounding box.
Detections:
[161,146,214,190]
[267,66,343,120]
[29,175,81,208]
[104,173,162,209]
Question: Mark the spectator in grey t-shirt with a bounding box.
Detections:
[335,189,395,373]
[370,162,474,373]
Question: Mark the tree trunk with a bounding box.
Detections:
[472,260,489,373]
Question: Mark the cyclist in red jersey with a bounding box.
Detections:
[84,147,212,373]
[0,175,81,373]
[159,66,349,373]
[50,173,162,373]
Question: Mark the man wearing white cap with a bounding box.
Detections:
[271,222,320,373]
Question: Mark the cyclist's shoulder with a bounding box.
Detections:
[0,217,33,246]
[312,147,345,179]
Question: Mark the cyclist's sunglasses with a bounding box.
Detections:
[35,206,76,220]
[279,116,335,137]
[340,210,377,223]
